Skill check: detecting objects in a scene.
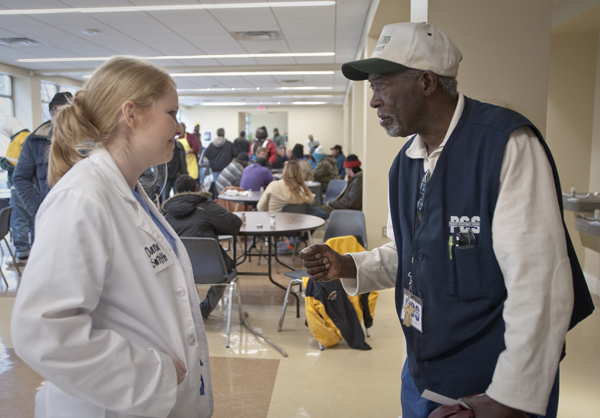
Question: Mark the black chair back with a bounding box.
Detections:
[322,209,368,249]
[181,237,230,284]
[281,203,310,214]
[0,198,10,212]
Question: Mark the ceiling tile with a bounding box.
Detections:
[282,29,335,41]
[276,18,331,32]
[272,6,335,20]
[164,20,226,34]
[145,9,215,23]
[219,19,280,32]
[287,40,333,52]
[209,8,276,22]
[336,1,371,18]
[238,40,290,54]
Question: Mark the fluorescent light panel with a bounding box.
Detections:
[171,71,335,77]
[0,2,335,15]
[83,70,334,79]
[19,52,335,63]
[197,101,331,106]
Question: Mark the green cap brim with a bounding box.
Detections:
[341,58,408,81]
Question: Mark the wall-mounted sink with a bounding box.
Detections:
[562,188,600,213]
[575,210,600,252]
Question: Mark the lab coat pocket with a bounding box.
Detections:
[454,246,490,301]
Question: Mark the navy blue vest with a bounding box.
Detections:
[389,97,593,398]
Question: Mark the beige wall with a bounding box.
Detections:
[428,0,553,133]
[547,32,599,269]
[181,105,342,153]
[584,31,600,295]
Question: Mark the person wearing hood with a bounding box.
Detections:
[1,116,33,264]
[312,145,340,192]
[204,127,237,182]
[14,92,72,220]
[163,175,242,319]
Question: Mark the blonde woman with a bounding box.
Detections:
[257,160,314,213]
[11,57,213,418]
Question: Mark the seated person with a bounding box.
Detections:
[257,160,314,213]
[312,145,340,192]
[239,157,273,191]
[163,175,243,319]
[273,145,285,169]
[216,152,250,194]
[309,154,363,220]
[292,143,315,181]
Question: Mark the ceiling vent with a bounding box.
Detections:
[277,79,306,85]
[231,31,282,41]
[0,37,42,46]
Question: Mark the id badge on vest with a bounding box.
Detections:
[401,289,423,333]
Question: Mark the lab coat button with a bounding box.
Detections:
[187,335,197,345]
[176,287,186,297]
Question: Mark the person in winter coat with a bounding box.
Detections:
[0,116,33,263]
[162,139,188,201]
[163,175,242,319]
[13,92,72,219]
[312,146,340,192]
[249,126,277,165]
[203,128,236,182]
[309,154,363,219]
[233,130,249,155]
[11,57,214,418]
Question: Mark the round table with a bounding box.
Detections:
[237,211,325,236]
[217,190,262,206]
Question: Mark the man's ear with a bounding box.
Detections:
[122,100,137,129]
[420,71,438,97]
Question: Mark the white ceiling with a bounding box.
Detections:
[0,0,373,107]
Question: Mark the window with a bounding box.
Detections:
[41,81,79,122]
[0,74,14,129]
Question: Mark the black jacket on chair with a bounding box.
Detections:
[162,191,242,272]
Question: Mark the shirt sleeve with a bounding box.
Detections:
[486,126,574,415]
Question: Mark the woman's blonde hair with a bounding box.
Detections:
[282,160,314,203]
[48,56,176,186]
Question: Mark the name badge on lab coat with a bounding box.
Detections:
[144,242,173,274]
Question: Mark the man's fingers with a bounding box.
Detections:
[303,258,329,268]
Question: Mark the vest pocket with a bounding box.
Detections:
[454,246,489,301]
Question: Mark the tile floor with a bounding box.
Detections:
[0,236,599,418]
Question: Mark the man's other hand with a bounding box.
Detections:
[460,394,528,418]
[299,244,357,282]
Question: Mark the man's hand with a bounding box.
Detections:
[299,244,357,282]
[460,394,527,418]
[171,357,187,385]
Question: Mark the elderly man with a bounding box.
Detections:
[300,22,593,418]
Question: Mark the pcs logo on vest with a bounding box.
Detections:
[448,216,480,234]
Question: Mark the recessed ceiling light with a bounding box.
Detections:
[0,2,335,15]
[18,52,335,63]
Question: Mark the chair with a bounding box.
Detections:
[278,209,368,331]
[323,210,368,250]
[324,179,347,203]
[0,206,21,287]
[181,237,242,348]
[281,203,311,261]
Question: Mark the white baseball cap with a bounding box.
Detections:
[342,22,462,80]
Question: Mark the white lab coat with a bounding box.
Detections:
[11,147,214,418]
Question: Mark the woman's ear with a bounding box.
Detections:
[122,100,137,129]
